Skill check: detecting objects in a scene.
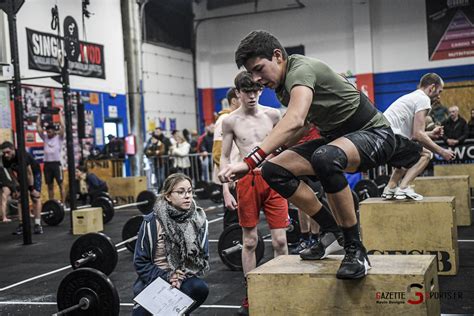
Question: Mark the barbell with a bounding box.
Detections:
[53,267,120,316]
[42,190,157,226]
[70,231,139,275]
[71,200,225,276]
[218,223,265,271]
[41,196,114,226]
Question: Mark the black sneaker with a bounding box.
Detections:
[336,242,371,279]
[300,231,344,260]
[236,297,248,315]
[290,238,310,255]
[34,224,43,234]
[12,224,22,235]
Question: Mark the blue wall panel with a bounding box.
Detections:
[374,64,474,112]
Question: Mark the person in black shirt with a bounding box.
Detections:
[468,109,474,139]
[104,135,125,159]
[0,141,43,234]
[75,165,108,203]
[443,106,469,146]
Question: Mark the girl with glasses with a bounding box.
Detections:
[132,173,209,315]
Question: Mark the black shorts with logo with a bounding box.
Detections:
[387,134,423,169]
[289,127,396,173]
[44,161,63,185]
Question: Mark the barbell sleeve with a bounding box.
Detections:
[53,297,90,316]
[222,243,243,256]
[74,253,97,268]
[115,235,138,248]
[114,200,148,210]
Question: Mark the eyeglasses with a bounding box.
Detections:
[171,189,194,198]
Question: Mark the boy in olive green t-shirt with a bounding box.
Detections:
[219,30,396,280]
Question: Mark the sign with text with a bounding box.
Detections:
[26,28,106,79]
[426,0,474,61]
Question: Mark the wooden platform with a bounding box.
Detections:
[413,175,471,226]
[360,197,458,275]
[85,159,124,179]
[434,164,474,187]
[247,255,439,316]
[106,176,147,205]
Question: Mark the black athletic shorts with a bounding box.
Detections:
[44,161,63,185]
[0,167,17,192]
[387,134,423,169]
[289,127,396,173]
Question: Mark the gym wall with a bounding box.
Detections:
[142,43,197,134]
[0,12,8,66]
[12,0,126,94]
[1,0,130,174]
[194,0,474,124]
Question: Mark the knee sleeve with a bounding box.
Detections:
[311,145,348,193]
[261,161,300,198]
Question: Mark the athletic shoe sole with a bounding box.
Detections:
[336,258,372,279]
[395,194,423,201]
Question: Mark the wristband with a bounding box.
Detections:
[273,145,288,156]
[28,185,34,191]
[244,146,267,170]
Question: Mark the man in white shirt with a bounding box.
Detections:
[383,73,455,200]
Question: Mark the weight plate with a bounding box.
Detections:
[375,175,391,195]
[354,179,379,201]
[217,223,264,271]
[42,200,65,226]
[121,215,143,253]
[136,190,157,214]
[56,267,120,316]
[70,233,118,276]
[286,207,301,245]
[96,192,114,206]
[92,196,115,224]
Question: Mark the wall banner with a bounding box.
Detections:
[26,27,106,79]
[426,0,474,61]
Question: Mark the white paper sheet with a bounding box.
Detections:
[134,277,195,316]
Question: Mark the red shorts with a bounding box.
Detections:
[236,170,289,229]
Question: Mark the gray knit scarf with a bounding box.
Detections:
[154,199,209,275]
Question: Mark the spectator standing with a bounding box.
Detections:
[170,131,191,176]
[198,124,214,182]
[443,106,469,146]
[145,127,171,189]
[430,100,449,125]
[468,109,474,139]
[104,135,125,159]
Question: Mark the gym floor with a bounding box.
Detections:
[0,197,473,315]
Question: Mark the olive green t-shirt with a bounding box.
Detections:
[276,55,389,133]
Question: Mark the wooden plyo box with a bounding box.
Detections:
[360,197,458,275]
[434,164,474,187]
[247,255,440,316]
[413,175,471,226]
[107,176,147,205]
[85,159,124,179]
[72,207,103,235]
